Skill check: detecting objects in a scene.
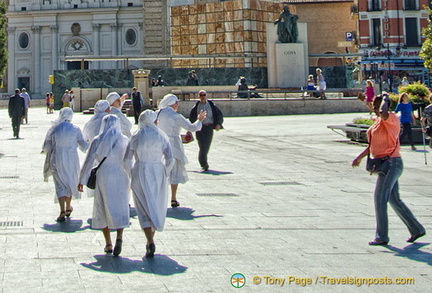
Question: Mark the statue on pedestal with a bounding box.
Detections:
[274,6,299,43]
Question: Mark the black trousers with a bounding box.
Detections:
[11,115,21,137]
[133,104,142,124]
[400,122,414,147]
[196,124,214,168]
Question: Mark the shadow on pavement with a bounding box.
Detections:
[190,169,233,176]
[42,219,91,233]
[384,243,432,266]
[81,254,188,275]
[167,207,222,221]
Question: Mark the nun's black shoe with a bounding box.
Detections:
[145,243,155,258]
[65,206,73,217]
[407,231,426,243]
[104,244,113,254]
[114,239,123,256]
[368,239,388,246]
[56,211,66,222]
[171,200,180,208]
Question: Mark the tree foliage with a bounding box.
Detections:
[0,1,8,77]
[420,7,432,69]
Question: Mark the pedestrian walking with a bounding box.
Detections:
[352,93,425,245]
[124,110,174,257]
[82,100,111,143]
[49,92,55,114]
[189,90,224,171]
[157,94,206,208]
[69,90,75,111]
[421,94,432,148]
[105,92,132,138]
[395,93,417,150]
[8,89,25,139]
[78,115,130,256]
[131,87,144,125]
[20,88,31,124]
[364,79,375,113]
[42,108,89,222]
[316,68,326,99]
[61,90,71,108]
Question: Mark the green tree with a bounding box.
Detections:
[420,7,432,69]
[0,1,8,78]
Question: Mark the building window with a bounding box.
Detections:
[370,0,381,11]
[125,28,137,46]
[405,18,419,46]
[21,7,27,11]
[128,3,133,7]
[404,0,417,10]
[372,19,382,46]
[18,32,30,49]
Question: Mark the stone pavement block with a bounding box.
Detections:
[1,108,432,292]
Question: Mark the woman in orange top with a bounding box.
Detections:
[352,93,425,245]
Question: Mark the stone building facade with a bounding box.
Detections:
[6,0,144,98]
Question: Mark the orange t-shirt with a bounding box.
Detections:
[367,112,401,159]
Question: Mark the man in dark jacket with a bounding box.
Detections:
[8,88,25,138]
[189,90,223,171]
[131,87,144,124]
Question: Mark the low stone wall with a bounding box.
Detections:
[176,97,367,117]
[0,96,367,117]
[152,86,237,100]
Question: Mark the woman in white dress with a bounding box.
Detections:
[316,68,327,99]
[157,94,206,208]
[78,115,130,256]
[42,108,88,222]
[124,110,174,257]
[82,100,111,143]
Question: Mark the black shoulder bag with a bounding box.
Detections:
[86,157,107,189]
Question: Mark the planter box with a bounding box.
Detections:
[327,123,427,144]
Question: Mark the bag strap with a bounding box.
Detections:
[156,109,162,119]
[94,157,107,171]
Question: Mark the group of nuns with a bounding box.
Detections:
[42,92,206,258]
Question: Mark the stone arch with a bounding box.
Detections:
[62,36,93,55]
[16,67,31,76]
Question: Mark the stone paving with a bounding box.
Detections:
[0,107,431,292]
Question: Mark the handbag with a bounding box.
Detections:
[86,157,107,189]
[181,131,194,144]
[366,155,390,175]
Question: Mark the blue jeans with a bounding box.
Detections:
[374,157,424,242]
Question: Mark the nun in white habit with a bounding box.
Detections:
[106,92,132,138]
[124,110,174,257]
[42,107,89,222]
[156,94,206,208]
[82,100,111,143]
[78,115,130,256]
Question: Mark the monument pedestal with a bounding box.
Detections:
[132,69,151,106]
[267,23,308,88]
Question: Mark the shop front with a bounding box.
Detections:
[361,47,429,93]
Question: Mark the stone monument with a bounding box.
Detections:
[132,69,151,106]
[267,7,308,88]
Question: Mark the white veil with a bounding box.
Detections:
[94,114,124,158]
[83,100,110,142]
[158,94,178,109]
[52,107,73,126]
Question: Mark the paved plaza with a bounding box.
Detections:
[0,106,432,292]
